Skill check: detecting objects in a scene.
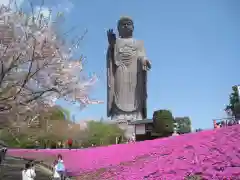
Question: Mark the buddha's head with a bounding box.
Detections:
[117,16,134,38]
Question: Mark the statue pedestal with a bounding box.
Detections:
[111,110,143,139]
[116,120,135,140]
[172,132,179,136]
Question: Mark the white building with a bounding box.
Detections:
[128,119,154,140]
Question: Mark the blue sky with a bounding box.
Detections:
[10,0,240,129]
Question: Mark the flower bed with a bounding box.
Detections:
[8,125,240,179]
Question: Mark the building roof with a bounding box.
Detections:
[129,119,153,125]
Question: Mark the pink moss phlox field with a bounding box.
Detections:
[8,125,240,179]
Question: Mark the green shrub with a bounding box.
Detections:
[175,117,192,134]
[153,109,174,137]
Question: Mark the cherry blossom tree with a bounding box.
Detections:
[0,3,102,128]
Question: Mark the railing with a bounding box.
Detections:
[213,117,239,128]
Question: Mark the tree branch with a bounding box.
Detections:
[22,87,60,104]
[0,52,22,86]
[14,39,36,98]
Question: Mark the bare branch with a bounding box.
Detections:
[37,0,44,21]
[0,52,22,85]
[23,87,59,104]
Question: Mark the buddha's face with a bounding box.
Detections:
[118,18,134,38]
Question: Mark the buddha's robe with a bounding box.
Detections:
[107,38,148,121]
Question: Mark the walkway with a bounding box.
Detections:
[0,156,51,180]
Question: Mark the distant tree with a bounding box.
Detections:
[46,106,70,120]
[100,117,104,122]
[175,117,192,134]
[59,107,71,120]
[153,110,174,137]
[1,118,81,148]
[233,103,240,121]
[0,106,78,147]
[81,121,125,147]
[2,120,125,148]
[225,86,240,120]
[195,128,203,132]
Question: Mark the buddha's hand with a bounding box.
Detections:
[142,59,151,71]
[107,29,116,47]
